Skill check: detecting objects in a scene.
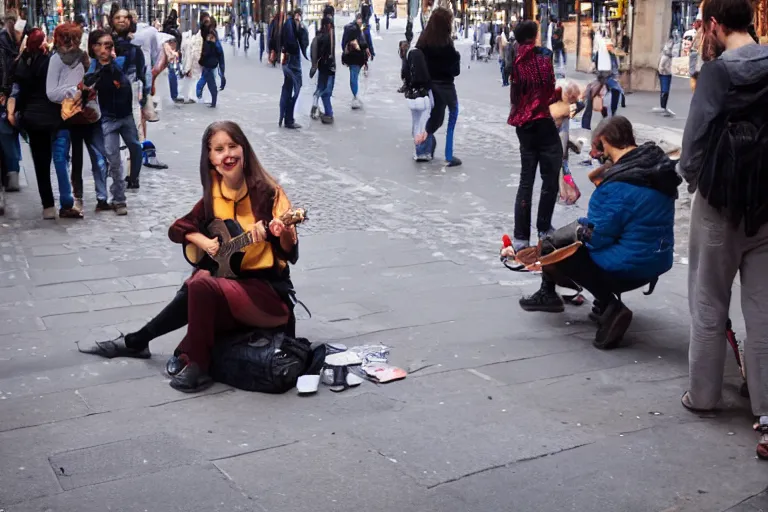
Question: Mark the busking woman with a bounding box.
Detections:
[80,121,300,393]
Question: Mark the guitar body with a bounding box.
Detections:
[182,208,307,279]
[184,219,245,279]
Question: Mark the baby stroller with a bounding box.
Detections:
[471,32,492,62]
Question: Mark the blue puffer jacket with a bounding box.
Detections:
[586,143,681,281]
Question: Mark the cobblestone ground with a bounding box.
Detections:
[2,23,765,512]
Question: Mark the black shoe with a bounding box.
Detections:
[126,179,140,190]
[165,355,185,376]
[95,200,112,212]
[446,157,462,167]
[320,114,334,125]
[284,123,301,130]
[519,284,565,313]
[594,300,633,350]
[169,362,213,393]
[77,334,151,359]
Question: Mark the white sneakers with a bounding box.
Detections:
[351,97,363,110]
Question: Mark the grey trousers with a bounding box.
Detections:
[688,192,768,416]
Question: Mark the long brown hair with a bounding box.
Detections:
[416,7,453,48]
[199,121,278,222]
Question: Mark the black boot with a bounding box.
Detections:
[169,361,213,393]
[594,298,633,350]
[519,280,564,313]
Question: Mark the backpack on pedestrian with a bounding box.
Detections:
[404,46,430,99]
[698,85,768,236]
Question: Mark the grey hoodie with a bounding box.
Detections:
[679,43,768,191]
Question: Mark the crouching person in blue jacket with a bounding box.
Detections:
[519,116,681,349]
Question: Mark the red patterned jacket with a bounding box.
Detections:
[507,44,557,128]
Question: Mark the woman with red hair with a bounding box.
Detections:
[8,28,76,219]
[47,22,109,215]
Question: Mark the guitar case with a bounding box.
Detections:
[210,329,314,393]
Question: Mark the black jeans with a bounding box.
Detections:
[27,129,55,208]
[544,246,649,303]
[426,81,459,161]
[514,117,562,242]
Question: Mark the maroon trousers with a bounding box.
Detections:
[177,272,290,372]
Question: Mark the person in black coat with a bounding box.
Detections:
[417,7,461,167]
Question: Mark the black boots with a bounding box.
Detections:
[593,298,633,350]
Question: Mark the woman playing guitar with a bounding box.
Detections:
[80,121,301,393]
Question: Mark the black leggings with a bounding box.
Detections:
[544,246,650,303]
[27,129,55,208]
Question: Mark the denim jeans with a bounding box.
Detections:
[280,55,302,126]
[102,115,142,204]
[513,118,562,243]
[499,60,509,86]
[349,65,361,97]
[52,129,72,200]
[426,82,459,161]
[554,48,566,66]
[317,71,335,117]
[198,67,219,107]
[168,63,179,100]
[70,122,108,202]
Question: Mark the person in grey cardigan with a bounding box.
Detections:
[46,21,109,213]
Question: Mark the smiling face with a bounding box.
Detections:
[209,130,245,180]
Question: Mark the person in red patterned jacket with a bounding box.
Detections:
[507,20,561,254]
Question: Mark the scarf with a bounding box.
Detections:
[59,48,83,66]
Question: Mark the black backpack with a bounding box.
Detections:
[210,330,312,393]
[698,82,768,236]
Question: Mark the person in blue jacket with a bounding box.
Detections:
[519,116,681,349]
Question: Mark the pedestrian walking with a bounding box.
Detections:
[198,22,222,108]
[507,20,559,252]
[341,14,369,109]
[310,16,335,124]
[418,7,462,167]
[279,9,308,129]
[657,33,675,116]
[678,0,768,461]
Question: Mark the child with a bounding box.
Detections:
[550,80,585,205]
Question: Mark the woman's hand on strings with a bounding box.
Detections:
[250,221,267,243]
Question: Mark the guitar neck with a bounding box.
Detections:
[228,231,254,252]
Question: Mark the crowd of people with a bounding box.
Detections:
[0,6,177,218]
[0,0,764,462]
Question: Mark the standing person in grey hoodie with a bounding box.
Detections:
[47,22,110,213]
[678,0,768,461]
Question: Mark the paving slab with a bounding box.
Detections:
[7,464,258,512]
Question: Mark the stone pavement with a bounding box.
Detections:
[1,25,766,511]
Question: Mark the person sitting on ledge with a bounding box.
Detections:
[80,121,300,393]
[518,116,681,349]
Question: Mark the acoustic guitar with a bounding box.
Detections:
[183,209,307,278]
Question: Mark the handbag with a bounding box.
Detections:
[558,164,581,205]
[61,91,101,124]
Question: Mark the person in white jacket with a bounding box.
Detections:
[180,29,203,103]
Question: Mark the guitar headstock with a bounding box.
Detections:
[279,208,307,227]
